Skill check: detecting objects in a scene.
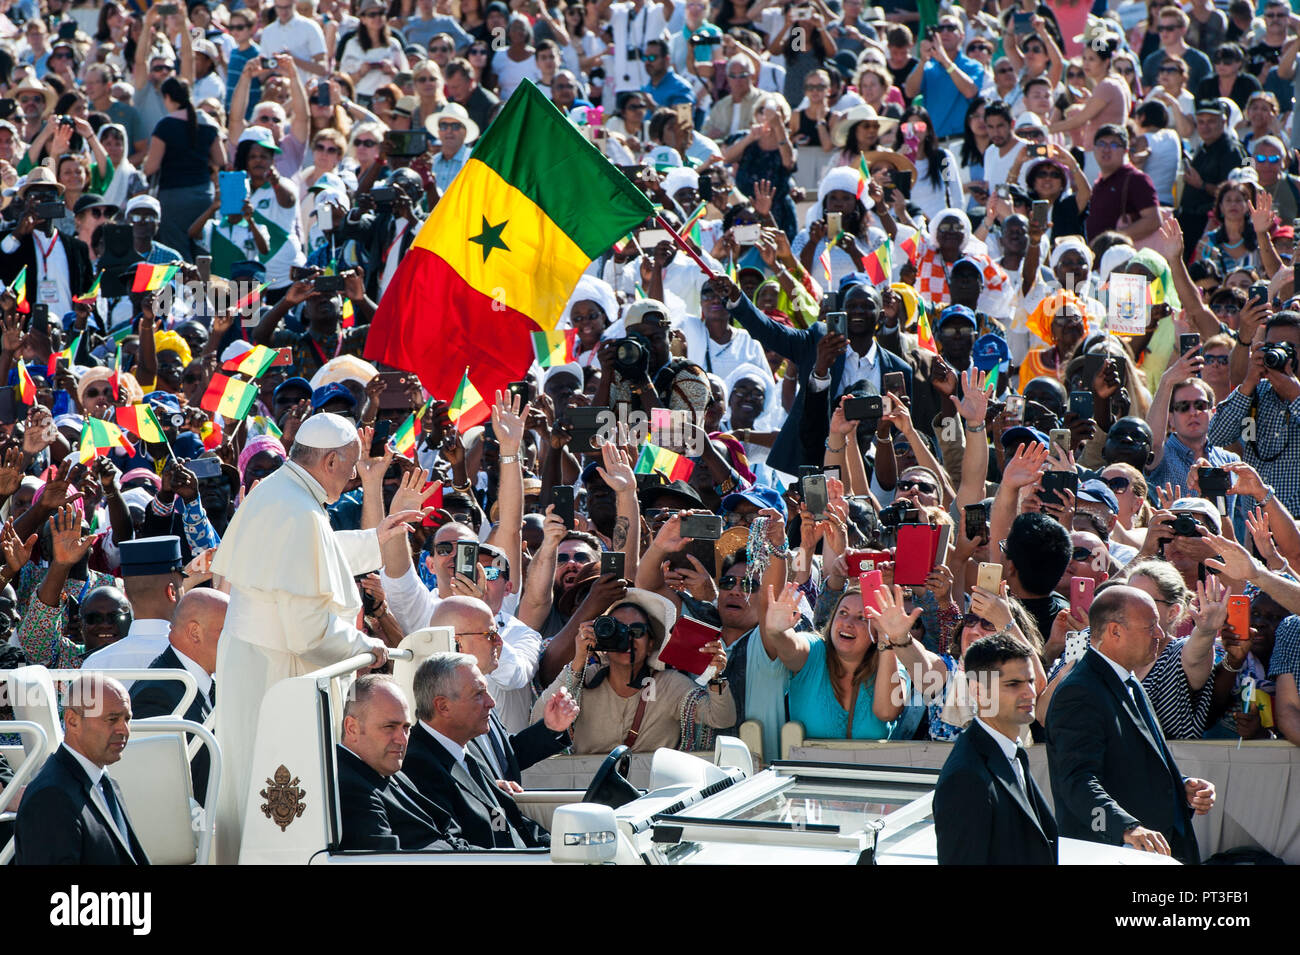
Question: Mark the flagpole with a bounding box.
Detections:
[654,213,720,281]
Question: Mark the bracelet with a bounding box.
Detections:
[1261,486,1275,507]
[451,480,471,492]
[1222,659,1242,673]
[499,453,518,465]
[964,422,986,433]
[886,637,913,649]
[825,437,846,452]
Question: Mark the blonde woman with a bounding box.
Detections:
[410,59,449,126]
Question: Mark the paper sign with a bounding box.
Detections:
[1107,273,1149,335]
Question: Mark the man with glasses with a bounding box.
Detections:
[1247,0,1294,83]
[1047,585,1215,863]
[261,0,328,79]
[123,194,183,264]
[703,54,761,139]
[1180,99,1249,253]
[903,14,984,142]
[443,58,500,135]
[1252,135,1300,224]
[1149,370,1243,521]
[640,36,694,110]
[405,0,474,51]
[1140,6,1212,89]
[1084,124,1160,243]
[425,102,479,187]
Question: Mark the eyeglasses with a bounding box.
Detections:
[1211,302,1241,315]
[1102,475,1131,493]
[895,478,936,494]
[1094,140,1124,151]
[18,94,43,104]
[354,138,379,148]
[314,143,342,154]
[556,552,596,564]
[937,22,959,31]
[437,120,465,130]
[460,627,502,641]
[718,574,757,594]
[962,613,996,630]
[1255,154,1282,164]
[1171,399,1211,413]
[1203,353,1229,366]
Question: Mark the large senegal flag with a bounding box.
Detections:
[364,81,655,405]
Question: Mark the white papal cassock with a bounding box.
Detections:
[210,459,386,864]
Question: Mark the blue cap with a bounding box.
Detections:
[274,376,312,400]
[971,332,1010,372]
[720,483,787,520]
[1000,425,1049,449]
[950,256,984,277]
[144,390,181,414]
[311,382,357,410]
[838,271,870,291]
[1077,478,1119,514]
[938,303,977,328]
[173,432,205,459]
[118,535,182,577]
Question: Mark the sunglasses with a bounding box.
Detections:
[1211,302,1241,314]
[937,22,959,31]
[643,53,659,62]
[1171,399,1212,413]
[1203,353,1229,366]
[1067,71,1086,79]
[469,47,489,55]
[437,120,465,130]
[83,386,111,399]
[962,613,996,630]
[556,552,595,564]
[483,566,504,581]
[896,478,936,494]
[314,143,341,154]
[1255,154,1282,164]
[354,138,379,148]
[718,575,757,594]
[82,610,128,627]
[1158,64,1180,73]
[1071,546,1096,563]
[996,67,1014,75]
[1102,475,1131,493]
[430,46,453,53]
[82,207,108,218]
[1156,24,1179,32]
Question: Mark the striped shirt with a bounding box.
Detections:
[1144,636,1213,741]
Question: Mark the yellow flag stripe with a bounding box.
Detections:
[412,158,591,331]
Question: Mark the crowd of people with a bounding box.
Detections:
[0,0,1298,866]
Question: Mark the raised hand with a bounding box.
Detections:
[1001,441,1049,489]
[377,508,431,545]
[865,584,923,645]
[955,368,990,423]
[48,503,97,566]
[764,581,802,634]
[595,439,636,494]
[542,686,580,732]
[390,467,433,515]
[1190,575,1229,636]
[1202,533,1260,580]
[0,518,35,575]
[0,445,23,496]
[1245,507,1278,563]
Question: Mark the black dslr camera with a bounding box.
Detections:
[1171,514,1201,537]
[593,614,637,652]
[611,335,649,377]
[1260,341,1297,372]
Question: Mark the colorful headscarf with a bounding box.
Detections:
[709,431,757,485]
[1025,289,1090,348]
[153,331,192,368]
[238,434,287,481]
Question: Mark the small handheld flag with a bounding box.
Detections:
[916,308,938,354]
[131,262,179,294]
[200,372,259,420]
[634,442,694,481]
[15,362,36,404]
[72,273,102,303]
[447,369,488,432]
[390,398,432,458]
[531,328,577,368]
[222,344,278,379]
[79,416,134,464]
[114,403,167,444]
[11,265,28,313]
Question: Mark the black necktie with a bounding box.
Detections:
[1014,747,1031,794]
[1127,677,1187,836]
[1127,677,1163,742]
[208,678,216,707]
[100,777,129,844]
[463,751,524,848]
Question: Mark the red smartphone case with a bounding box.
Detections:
[893,524,939,587]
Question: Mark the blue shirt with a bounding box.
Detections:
[919,53,985,139]
[1208,382,1300,515]
[227,44,263,119]
[431,143,472,190]
[787,638,908,740]
[642,69,695,108]
[402,14,473,50]
[1147,433,1242,528]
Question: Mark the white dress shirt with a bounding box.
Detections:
[421,721,468,768]
[170,645,214,703]
[810,338,883,395]
[82,619,173,688]
[64,743,132,852]
[974,716,1026,792]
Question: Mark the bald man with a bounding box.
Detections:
[211,413,424,863]
[1046,585,1216,864]
[15,674,150,864]
[131,588,229,801]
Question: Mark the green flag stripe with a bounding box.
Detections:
[468,82,655,259]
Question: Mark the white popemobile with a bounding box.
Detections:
[1,627,1177,865]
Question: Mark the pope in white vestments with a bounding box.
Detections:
[209,414,418,863]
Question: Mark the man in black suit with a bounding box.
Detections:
[1047,585,1217,864]
[0,166,94,321]
[404,651,557,849]
[934,634,1058,865]
[708,273,913,474]
[15,674,150,864]
[429,596,575,787]
[129,589,228,803]
[336,673,468,851]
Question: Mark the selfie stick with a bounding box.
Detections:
[655,214,720,281]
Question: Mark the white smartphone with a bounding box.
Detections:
[1064,631,1089,664]
[638,228,672,247]
[316,204,333,233]
[733,223,762,245]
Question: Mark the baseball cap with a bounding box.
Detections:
[999,425,1049,450]
[237,125,283,154]
[1077,478,1119,514]
[938,303,976,328]
[720,483,787,519]
[274,376,312,401]
[646,145,682,171]
[311,382,358,410]
[125,194,161,218]
[971,333,1010,373]
[1170,497,1222,534]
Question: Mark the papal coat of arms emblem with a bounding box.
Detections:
[260,765,307,831]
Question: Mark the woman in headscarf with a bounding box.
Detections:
[679,278,771,384]
[562,274,621,371]
[1019,292,1090,388]
[914,208,1008,310]
[792,166,890,291]
[720,362,784,467]
[1013,235,1103,365]
[237,433,287,499]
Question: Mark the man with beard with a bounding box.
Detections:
[712,274,911,473]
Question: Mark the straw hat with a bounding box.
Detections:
[831,103,898,147]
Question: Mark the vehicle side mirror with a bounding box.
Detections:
[550,804,618,864]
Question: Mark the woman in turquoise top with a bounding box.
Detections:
[763,580,911,740]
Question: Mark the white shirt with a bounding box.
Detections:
[64,742,135,851]
[170,644,214,702]
[258,14,326,83]
[981,139,1026,192]
[32,228,73,319]
[1095,646,1142,708]
[974,716,1026,792]
[421,720,468,768]
[809,338,882,394]
[489,611,542,735]
[82,618,173,688]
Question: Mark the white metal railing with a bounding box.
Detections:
[36,668,199,720]
[0,721,51,865]
[312,648,413,690]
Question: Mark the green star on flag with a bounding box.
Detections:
[468,216,510,262]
